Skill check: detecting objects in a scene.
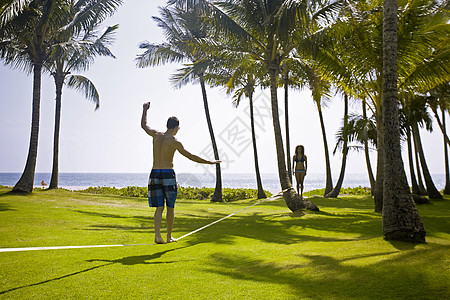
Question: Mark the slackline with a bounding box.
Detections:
[0,196,279,253]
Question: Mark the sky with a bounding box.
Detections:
[0,1,446,180]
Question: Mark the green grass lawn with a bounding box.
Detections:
[0,186,449,299]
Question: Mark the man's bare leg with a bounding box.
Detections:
[166,206,177,243]
[154,206,166,244]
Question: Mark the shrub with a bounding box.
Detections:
[79,186,271,201]
[304,186,371,197]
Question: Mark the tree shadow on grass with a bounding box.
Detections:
[0,245,190,296]
[72,209,138,220]
[0,202,16,211]
[73,199,383,246]
[86,245,192,265]
[174,209,382,246]
[0,191,27,197]
[0,262,112,296]
[201,244,449,299]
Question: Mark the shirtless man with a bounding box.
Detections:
[141,102,220,244]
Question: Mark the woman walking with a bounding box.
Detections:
[293,145,308,198]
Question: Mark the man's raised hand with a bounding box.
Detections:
[143,102,150,110]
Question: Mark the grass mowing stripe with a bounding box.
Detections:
[0,196,277,253]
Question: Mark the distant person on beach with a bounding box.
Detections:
[293,145,307,198]
[141,102,220,244]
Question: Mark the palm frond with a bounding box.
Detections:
[0,0,33,28]
[61,0,122,35]
[136,42,186,68]
[66,74,100,109]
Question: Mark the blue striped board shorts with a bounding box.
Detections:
[148,169,177,208]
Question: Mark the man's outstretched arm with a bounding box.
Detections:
[141,102,158,137]
[176,142,221,164]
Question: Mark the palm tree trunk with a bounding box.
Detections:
[407,127,429,204]
[363,100,375,195]
[326,93,349,198]
[249,92,266,199]
[432,106,450,147]
[284,74,292,183]
[269,68,318,212]
[407,127,420,195]
[413,137,427,194]
[49,72,64,189]
[382,0,426,243]
[317,107,333,196]
[443,110,450,195]
[199,74,222,202]
[412,124,443,199]
[13,63,43,193]
[374,113,384,212]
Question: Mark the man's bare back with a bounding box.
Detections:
[152,132,178,169]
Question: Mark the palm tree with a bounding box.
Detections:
[381,0,425,243]
[443,111,450,195]
[0,0,122,193]
[313,0,448,211]
[412,122,443,200]
[0,0,67,193]
[282,65,292,183]
[47,22,118,189]
[334,102,377,195]
[399,103,429,202]
[428,86,450,147]
[208,0,323,211]
[326,93,349,198]
[136,5,223,201]
[400,96,441,198]
[202,55,268,199]
[361,100,376,194]
[305,65,334,196]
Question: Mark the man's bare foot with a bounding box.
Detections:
[167,237,177,243]
[155,237,166,244]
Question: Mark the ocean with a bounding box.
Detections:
[0,172,446,195]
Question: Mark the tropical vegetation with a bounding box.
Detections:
[78,185,272,202]
[1,0,449,244]
[0,0,123,193]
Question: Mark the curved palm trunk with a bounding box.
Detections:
[442,110,450,194]
[382,0,426,243]
[284,75,292,182]
[412,124,442,199]
[199,74,222,202]
[415,153,427,194]
[374,113,384,212]
[407,127,420,195]
[326,94,349,198]
[249,92,266,199]
[432,107,450,147]
[363,100,375,195]
[269,69,318,211]
[317,107,333,196]
[49,72,65,189]
[407,127,429,204]
[413,138,427,194]
[13,63,43,193]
